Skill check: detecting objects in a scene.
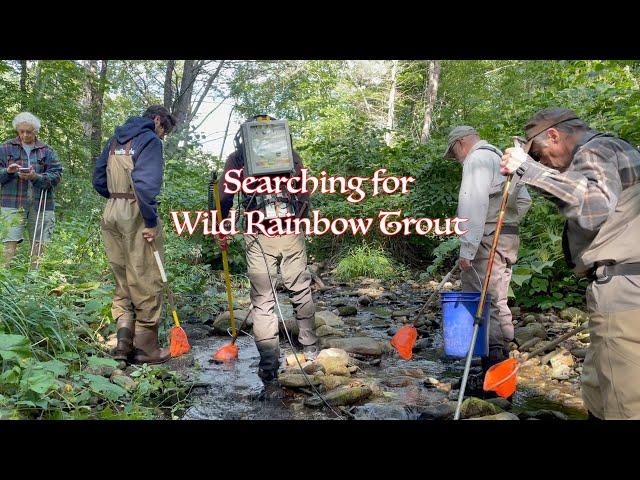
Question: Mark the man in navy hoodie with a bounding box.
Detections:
[93,105,176,364]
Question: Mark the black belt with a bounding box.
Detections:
[588,262,640,283]
[486,225,519,235]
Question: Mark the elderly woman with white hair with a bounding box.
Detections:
[0,111,63,266]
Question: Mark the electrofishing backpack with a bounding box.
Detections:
[233,115,301,220]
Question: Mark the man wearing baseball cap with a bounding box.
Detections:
[445,126,531,393]
[501,107,640,419]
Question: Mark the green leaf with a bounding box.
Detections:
[21,371,59,395]
[39,360,68,377]
[83,373,127,401]
[84,299,104,313]
[58,352,80,361]
[0,366,21,385]
[531,277,549,292]
[88,356,119,368]
[511,273,532,287]
[0,334,31,362]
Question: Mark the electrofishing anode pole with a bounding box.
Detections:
[212,172,237,338]
[453,138,517,420]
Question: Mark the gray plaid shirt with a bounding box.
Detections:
[519,130,640,232]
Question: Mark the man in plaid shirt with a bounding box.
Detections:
[0,112,63,266]
[501,107,640,419]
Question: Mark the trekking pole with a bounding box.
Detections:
[34,189,48,270]
[453,139,517,420]
[29,189,45,266]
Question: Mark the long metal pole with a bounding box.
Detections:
[454,139,518,420]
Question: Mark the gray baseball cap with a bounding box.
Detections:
[443,125,478,159]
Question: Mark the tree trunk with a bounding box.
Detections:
[19,60,28,109]
[90,60,108,159]
[173,59,197,131]
[385,60,399,146]
[82,60,98,140]
[82,60,109,161]
[164,60,175,110]
[165,60,200,156]
[420,60,441,144]
[31,61,45,110]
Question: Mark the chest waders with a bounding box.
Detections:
[102,140,169,365]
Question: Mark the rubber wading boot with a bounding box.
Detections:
[113,317,135,362]
[133,325,170,364]
[479,346,511,400]
[256,369,284,402]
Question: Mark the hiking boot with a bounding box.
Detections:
[132,325,170,365]
[113,317,135,362]
[303,343,319,361]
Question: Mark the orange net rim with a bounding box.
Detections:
[484,359,519,391]
[212,343,239,362]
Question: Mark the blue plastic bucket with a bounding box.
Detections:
[441,291,491,358]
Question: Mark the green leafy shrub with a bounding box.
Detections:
[335,244,397,280]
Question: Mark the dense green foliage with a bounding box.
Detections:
[2,59,640,417]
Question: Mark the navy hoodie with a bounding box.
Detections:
[92,117,164,228]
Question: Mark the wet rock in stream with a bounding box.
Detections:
[358,295,372,306]
[212,309,253,335]
[337,306,358,316]
[304,385,373,408]
[460,397,504,418]
[319,337,389,356]
[470,412,519,420]
[416,402,457,420]
[314,310,344,328]
[352,403,416,420]
[315,325,345,337]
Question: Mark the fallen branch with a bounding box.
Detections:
[522,321,588,360]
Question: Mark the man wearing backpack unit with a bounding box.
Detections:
[215,115,318,401]
[444,126,532,390]
[501,108,640,419]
